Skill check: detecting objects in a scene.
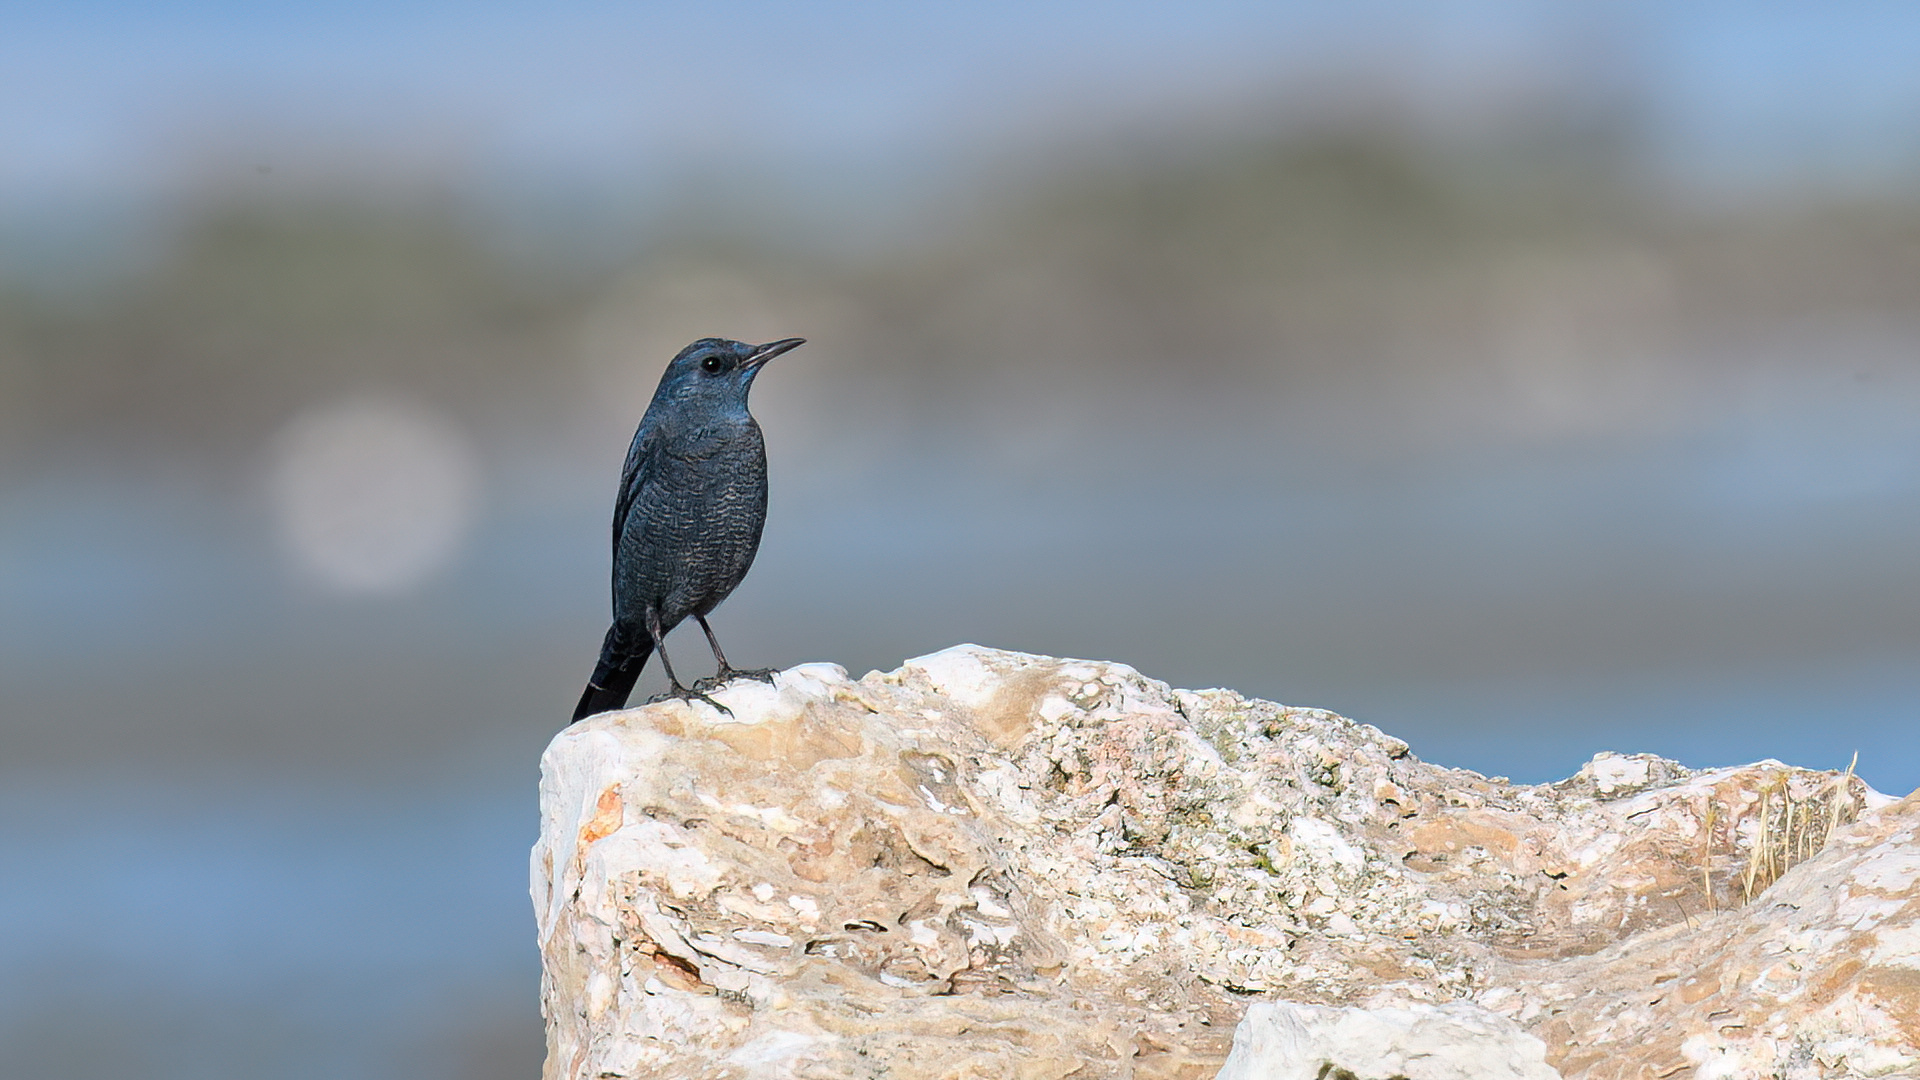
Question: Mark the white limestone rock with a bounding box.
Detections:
[531,645,1911,1080]
[1214,1000,1561,1080]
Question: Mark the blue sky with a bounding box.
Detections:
[6,1,1919,212]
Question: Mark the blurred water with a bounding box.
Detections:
[0,780,540,1080]
[12,423,1918,784]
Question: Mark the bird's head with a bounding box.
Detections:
[652,337,805,413]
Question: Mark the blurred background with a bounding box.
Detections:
[5,2,1920,1076]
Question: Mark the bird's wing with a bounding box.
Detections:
[612,424,661,559]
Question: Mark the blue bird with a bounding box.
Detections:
[573,336,804,720]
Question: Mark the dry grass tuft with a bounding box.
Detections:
[1739,754,1859,905]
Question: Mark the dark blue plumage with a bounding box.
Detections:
[572,336,804,720]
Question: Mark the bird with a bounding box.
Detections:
[572,336,805,721]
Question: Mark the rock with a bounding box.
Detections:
[1213,1000,1559,1080]
[531,645,1909,1079]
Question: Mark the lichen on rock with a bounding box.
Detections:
[532,645,1913,1079]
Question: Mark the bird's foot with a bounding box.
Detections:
[694,666,780,692]
[645,683,733,717]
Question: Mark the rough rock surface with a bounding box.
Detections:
[1213,1000,1559,1080]
[532,646,1913,1079]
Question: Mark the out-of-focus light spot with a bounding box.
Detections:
[267,398,479,593]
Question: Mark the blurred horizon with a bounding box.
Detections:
[10,118,1919,770]
[4,4,1920,1079]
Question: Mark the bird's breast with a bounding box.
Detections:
[612,424,769,619]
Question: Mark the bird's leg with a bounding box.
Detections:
[641,606,732,716]
[692,615,778,690]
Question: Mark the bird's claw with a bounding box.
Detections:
[646,684,733,716]
[694,666,779,692]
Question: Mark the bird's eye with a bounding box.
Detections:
[700,356,724,373]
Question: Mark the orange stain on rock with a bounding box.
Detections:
[580,785,624,846]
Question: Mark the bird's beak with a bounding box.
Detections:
[743,337,805,370]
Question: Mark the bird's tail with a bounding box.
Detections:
[571,631,652,722]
